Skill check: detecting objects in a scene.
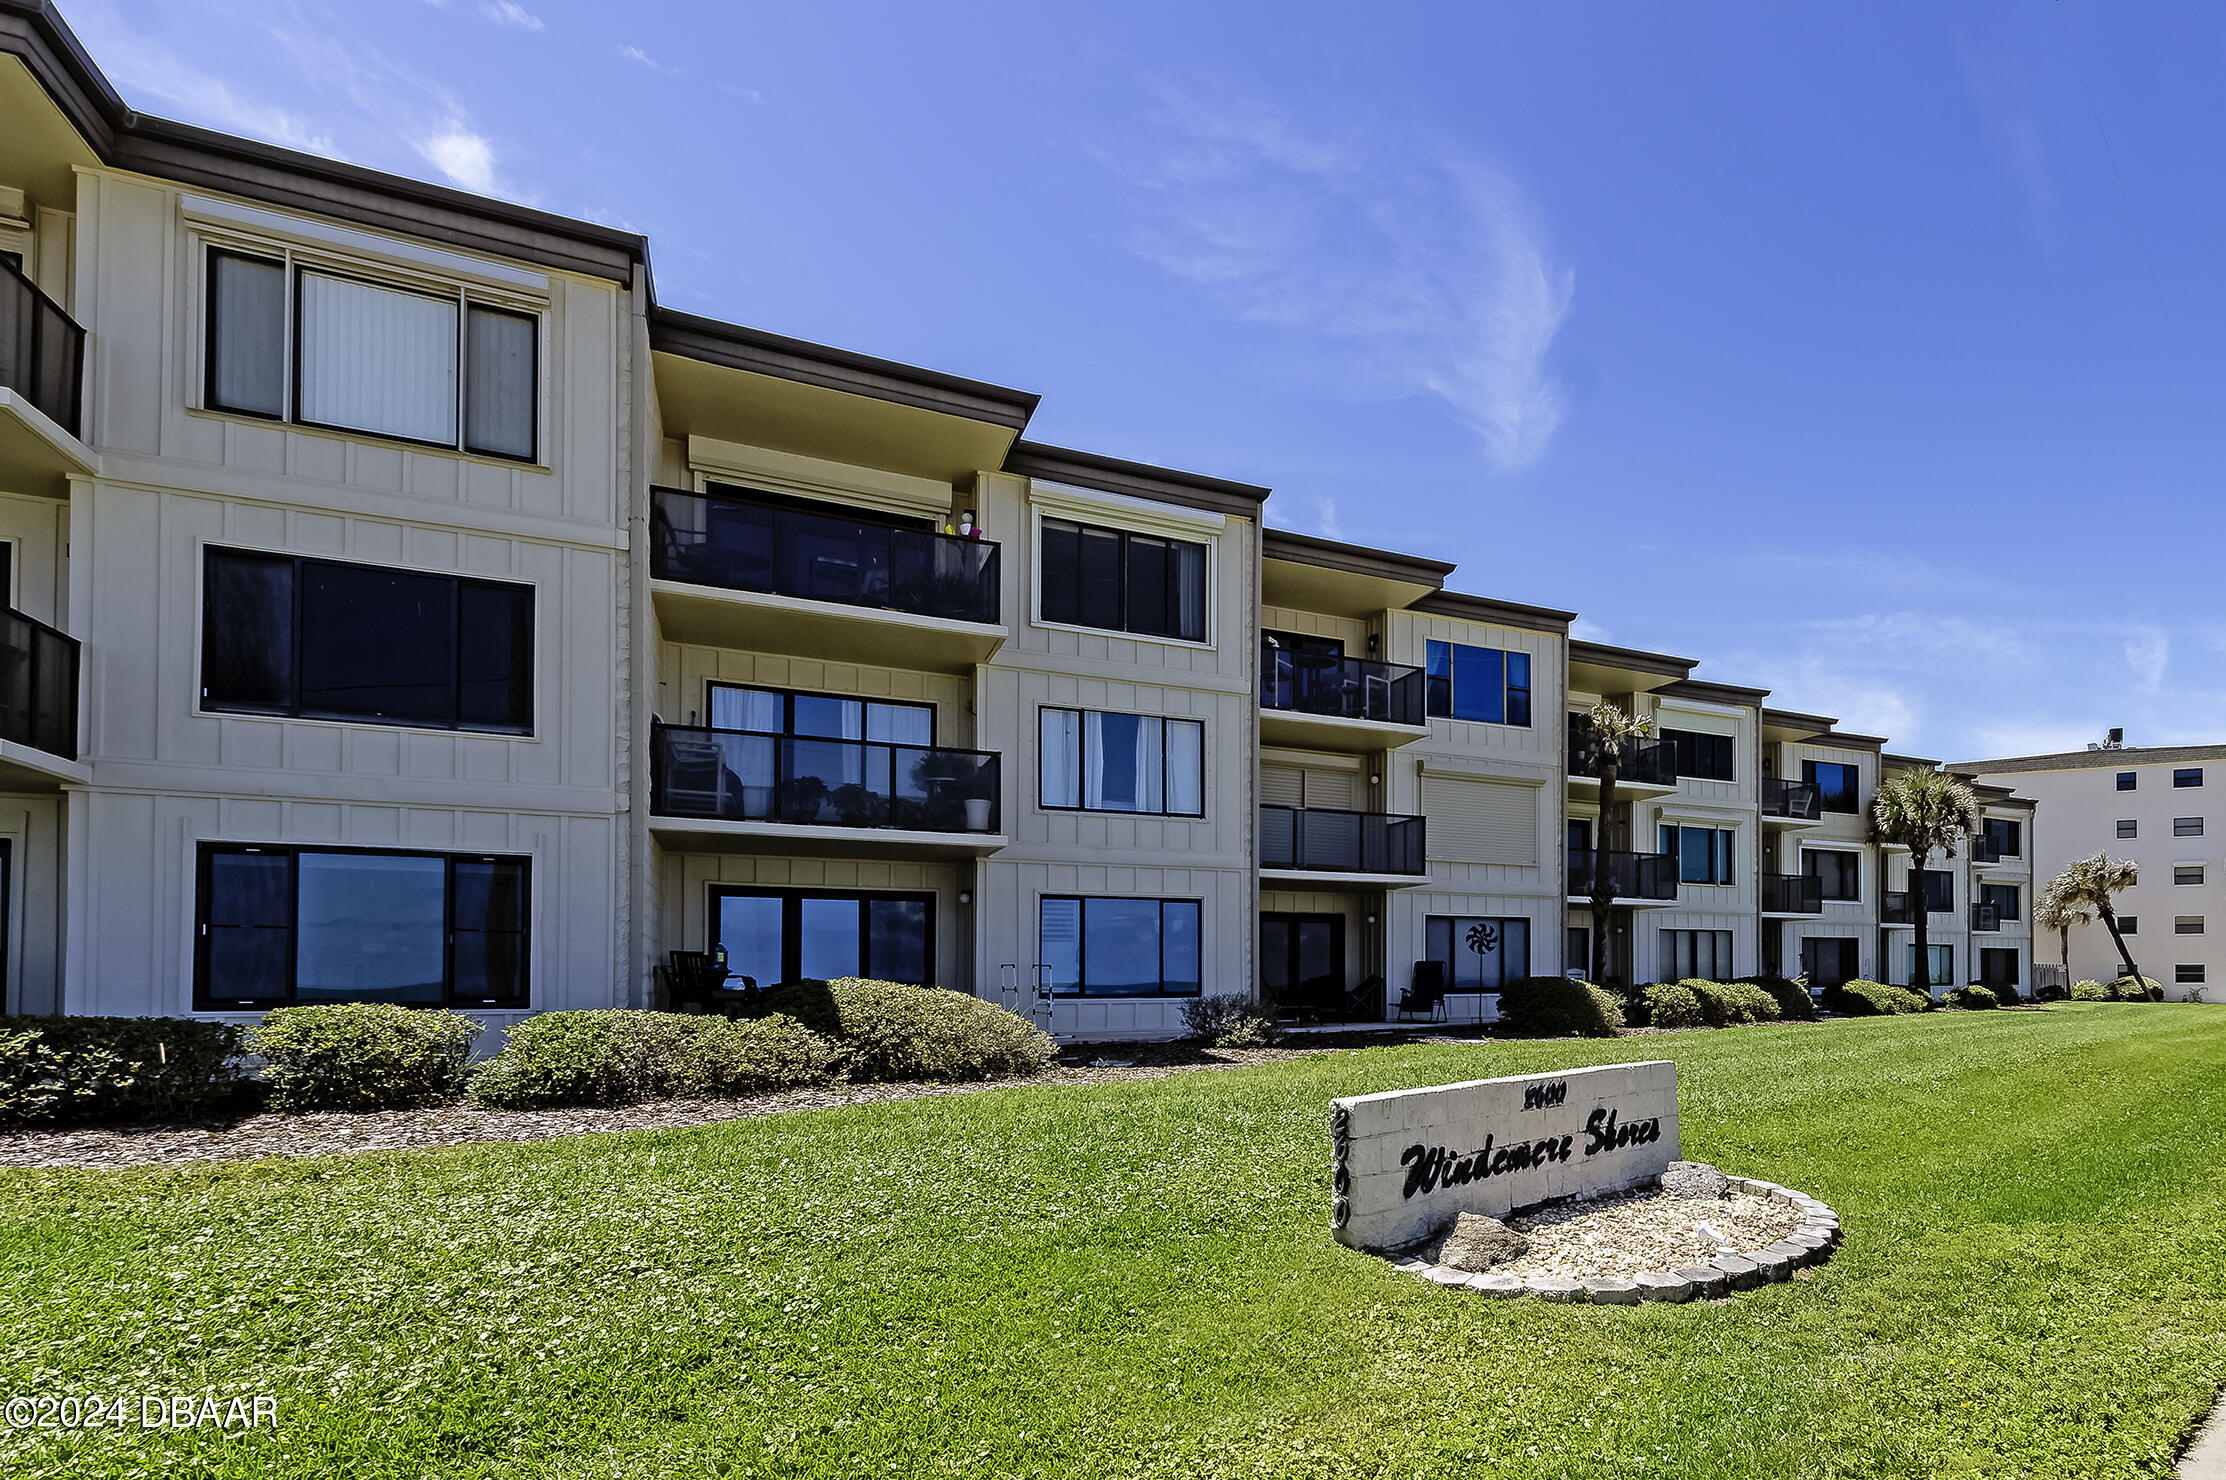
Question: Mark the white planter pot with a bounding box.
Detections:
[964,798,993,832]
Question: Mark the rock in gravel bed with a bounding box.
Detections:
[1494,1187,1802,1281]
[1660,1160,1731,1199]
[1431,1211,1531,1272]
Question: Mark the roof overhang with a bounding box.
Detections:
[1004,441,1269,520]
[1657,678,1771,709]
[1409,589,1576,637]
[651,311,1039,486]
[1761,707,1838,743]
[1261,528,1450,619]
[1569,640,1696,698]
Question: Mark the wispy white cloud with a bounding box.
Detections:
[1570,618,1613,646]
[419,129,499,193]
[619,44,680,76]
[2124,627,2169,691]
[1115,80,1574,473]
[480,2,544,31]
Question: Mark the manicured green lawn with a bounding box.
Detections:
[4,1005,2226,1479]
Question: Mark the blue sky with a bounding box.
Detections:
[60,0,2226,760]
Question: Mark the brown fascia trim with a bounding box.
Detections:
[651,308,1040,431]
[1817,731,1889,752]
[1410,588,1576,636]
[1656,678,1771,707]
[4,0,644,281]
[1262,527,1455,592]
[1568,639,1696,681]
[1004,440,1271,520]
[1882,752,1943,770]
[1950,741,2226,774]
[1762,707,1839,735]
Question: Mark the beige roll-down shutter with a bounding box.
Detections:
[1426,777,1538,864]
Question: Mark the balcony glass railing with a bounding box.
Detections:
[1566,716,1680,787]
[1761,776,1823,821]
[0,606,78,760]
[1882,890,1915,925]
[0,258,83,437]
[1969,834,2003,865]
[650,487,1000,625]
[1259,643,1424,726]
[1970,902,2003,932]
[1259,805,1426,875]
[1763,873,1824,913]
[1567,848,1679,901]
[650,722,999,833]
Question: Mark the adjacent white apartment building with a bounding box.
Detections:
[0,1,2037,1036]
[1960,738,2221,996]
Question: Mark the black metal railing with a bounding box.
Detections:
[1970,902,2003,932]
[1567,848,1679,902]
[649,486,1000,625]
[1567,715,1680,787]
[0,258,82,437]
[1882,890,1914,925]
[1969,834,2003,865]
[1259,805,1426,875]
[1761,776,1822,821]
[1259,643,1424,726]
[1763,873,1824,914]
[0,606,78,760]
[650,722,999,833]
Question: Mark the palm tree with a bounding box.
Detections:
[2051,853,2142,983]
[1580,701,1650,985]
[2034,869,2094,978]
[1868,767,1982,995]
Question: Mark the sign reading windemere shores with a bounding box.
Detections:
[1329,1060,1680,1250]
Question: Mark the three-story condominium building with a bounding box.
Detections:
[0,0,2037,1034]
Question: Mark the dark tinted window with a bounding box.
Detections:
[1660,825,1733,885]
[206,250,286,418]
[1804,848,1861,900]
[1662,728,1735,782]
[1981,883,2020,916]
[199,849,293,1004]
[2119,915,2139,934]
[201,548,532,733]
[710,889,934,988]
[452,858,529,1003]
[1921,869,1954,913]
[1982,817,2021,855]
[1039,896,1203,996]
[2178,964,2206,983]
[1981,948,2020,986]
[2177,866,2205,885]
[2117,771,2137,790]
[202,549,296,710]
[1423,641,1532,728]
[2177,768,2204,788]
[2176,816,2206,838]
[1038,518,1206,642]
[2118,819,2137,838]
[1803,760,1860,813]
[464,305,536,460]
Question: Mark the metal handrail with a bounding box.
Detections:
[650,721,1000,833]
[1969,834,2003,865]
[1567,848,1679,901]
[1763,873,1824,913]
[1882,890,1915,924]
[1258,805,1427,874]
[1761,776,1823,821]
[0,604,79,760]
[0,257,83,436]
[1567,716,1680,787]
[1259,642,1425,726]
[1970,903,2003,931]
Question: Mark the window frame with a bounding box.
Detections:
[1802,846,1862,902]
[1032,512,1212,646]
[707,885,937,988]
[1036,706,1206,817]
[1038,895,1204,998]
[198,545,536,735]
[1658,823,1735,886]
[1980,882,2021,918]
[2117,819,2139,839]
[2176,866,2206,886]
[1422,640,1533,728]
[2175,916,2205,936]
[2119,915,2140,935]
[193,842,530,1010]
[2117,771,2137,791]
[2176,768,2205,788]
[2175,816,2206,838]
[704,681,936,746]
[1423,915,1534,992]
[1660,928,1735,980]
[1802,759,1861,814]
[1918,868,1955,915]
[2177,964,2207,984]
[1660,728,1736,783]
[198,241,543,465]
[1981,816,2022,856]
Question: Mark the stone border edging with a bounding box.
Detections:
[1389,1177,1841,1303]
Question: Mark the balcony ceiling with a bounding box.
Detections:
[1261,529,1449,619]
[649,580,1006,673]
[0,57,98,209]
[0,387,93,497]
[1569,640,1696,699]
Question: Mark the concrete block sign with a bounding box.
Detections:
[1329,1060,1680,1251]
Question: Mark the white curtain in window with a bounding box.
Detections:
[298,271,458,446]
[1164,719,1203,814]
[709,686,783,734]
[1041,709,1080,808]
[1137,716,1163,813]
[1082,712,1117,810]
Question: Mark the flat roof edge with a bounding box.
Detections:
[1006,440,1270,519]
[1262,527,1454,590]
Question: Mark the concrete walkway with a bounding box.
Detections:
[2181,1395,2226,1479]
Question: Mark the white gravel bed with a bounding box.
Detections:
[1495,1188,1803,1279]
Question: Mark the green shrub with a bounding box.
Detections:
[1740,974,1819,1022]
[756,980,841,1038]
[0,1016,247,1126]
[2109,975,2163,1002]
[248,1004,482,1113]
[1681,979,1781,1027]
[1821,978,1931,1016]
[1629,981,1706,1029]
[1494,977,1624,1038]
[1990,981,2024,1006]
[1180,994,1284,1047]
[1946,985,2000,1010]
[818,978,1059,1082]
[2069,980,2109,1002]
[470,1011,836,1109]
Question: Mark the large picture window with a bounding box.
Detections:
[204,247,538,460]
[1804,848,1861,901]
[1907,943,1952,984]
[1424,916,1532,991]
[1038,517,1207,642]
[1662,728,1736,782]
[1802,760,1860,813]
[1661,929,1734,981]
[1039,708,1204,816]
[1981,817,2022,856]
[201,548,533,732]
[1039,896,1202,997]
[195,844,527,1009]
[1919,869,1954,914]
[1659,824,1734,885]
[711,888,933,988]
[1423,641,1532,727]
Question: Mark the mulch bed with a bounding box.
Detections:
[0,1029,1481,1173]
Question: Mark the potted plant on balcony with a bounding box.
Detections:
[910,750,994,831]
[780,775,830,825]
[827,782,891,829]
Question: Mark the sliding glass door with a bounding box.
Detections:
[710,888,935,988]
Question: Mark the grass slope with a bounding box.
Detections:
[3,1005,2225,1479]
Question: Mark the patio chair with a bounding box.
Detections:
[1395,960,1449,1023]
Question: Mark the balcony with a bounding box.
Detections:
[1259,805,1427,884]
[0,258,92,497]
[1882,890,1914,926]
[1258,642,1426,752]
[1970,902,2003,932]
[647,721,1004,857]
[1566,848,1680,905]
[1760,776,1824,825]
[1762,873,1824,916]
[648,487,1006,673]
[0,606,85,788]
[1566,716,1680,797]
[1969,834,2004,865]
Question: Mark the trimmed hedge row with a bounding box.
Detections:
[1495,977,1624,1038]
[0,1016,248,1126]
[1946,985,1999,1011]
[249,1003,482,1113]
[470,1011,836,1109]
[1820,978,1932,1016]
